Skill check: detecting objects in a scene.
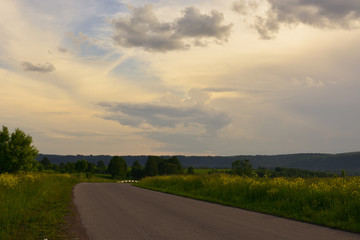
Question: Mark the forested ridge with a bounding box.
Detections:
[37,152,360,174]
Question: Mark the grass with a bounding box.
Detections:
[134,174,360,233]
[0,172,115,240]
[0,173,79,239]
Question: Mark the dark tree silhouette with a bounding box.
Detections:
[108,156,127,179]
[131,160,144,180]
[75,159,88,173]
[144,156,161,176]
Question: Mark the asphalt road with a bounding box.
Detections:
[74,183,360,240]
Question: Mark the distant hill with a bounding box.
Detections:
[37,152,360,175]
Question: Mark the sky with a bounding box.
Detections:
[1,0,360,156]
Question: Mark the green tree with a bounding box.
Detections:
[131,160,144,180]
[232,159,253,177]
[59,162,66,173]
[144,156,161,176]
[65,162,76,173]
[108,156,127,179]
[158,157,182,175]
[96,160,107,174]
[75,159,88,173]
[87,162,96,173]
[0,126,39,173]
[187,166,195,175]
[40,156,51,170]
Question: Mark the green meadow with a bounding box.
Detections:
[0,172,116,240]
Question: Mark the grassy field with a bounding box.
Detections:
[0,172,116,239]
[0,173,78,239]
[135,174,360,233]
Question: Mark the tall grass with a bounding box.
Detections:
[135,174,360,233]
[0,172,79,239]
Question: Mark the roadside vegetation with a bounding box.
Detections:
[0,173,78,239]
[135,174,360,233]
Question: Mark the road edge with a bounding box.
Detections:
[61,184,90,240]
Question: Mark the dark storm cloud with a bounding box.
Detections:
[98,102,231,131]
[21,61,55,73]
[112,5,232,52]
[233,0,360,39]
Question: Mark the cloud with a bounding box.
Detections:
[292,77,324,88]
[112,4,232,52]
[233,0,360,39]
[175,7,232,40]
[21,62,55,73]
[58,47,68,53]
[232,0,258,15]
[98,102,231,132]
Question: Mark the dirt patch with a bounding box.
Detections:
[61,188,89,240]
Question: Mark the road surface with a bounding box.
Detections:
[74,183,360,240]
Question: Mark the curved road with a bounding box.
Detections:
[74,183,360,240]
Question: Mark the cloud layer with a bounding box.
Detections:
[112,5,232,52]
[98,101,231,132]
[234,0,360,39]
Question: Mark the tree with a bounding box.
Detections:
[75,159,88,173]
[65,162,76,173]
[96,160,107,174]
[232,159,253,177]
[108,156,127,179]
[131,160,144,180]
[40,157,51,170]
[87,162,96,173]
[187,166,195,175]
[144,156,161,176]
[144,156,183,176]
[0,126,11,172]
[0,126,39,173]
[158,156,183,175]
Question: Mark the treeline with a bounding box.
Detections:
[256,167,335,178]
[38,155,187,180]
[227,159,336,178]
[37,152,360,174]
